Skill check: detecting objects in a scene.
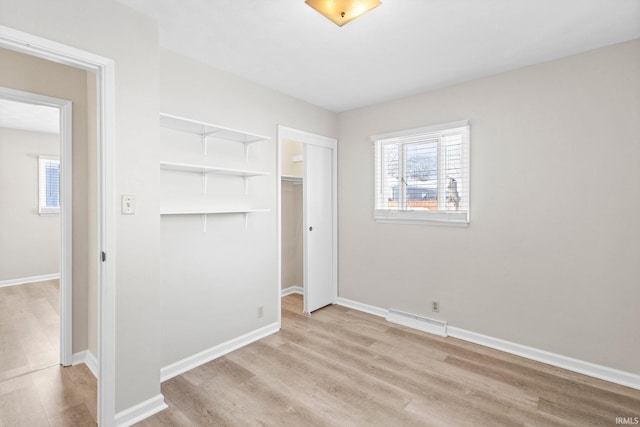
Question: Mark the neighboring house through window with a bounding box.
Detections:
[372,120,470,225]
[38,155,60,214]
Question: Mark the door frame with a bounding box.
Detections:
[0,25,117,426]
[0,87,73,366]
[277,126,337,321]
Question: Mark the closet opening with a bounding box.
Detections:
[280,139,304,302]
[277,126,337,319]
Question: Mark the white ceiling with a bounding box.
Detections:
[114,0,640,112]
[0,99,59,134]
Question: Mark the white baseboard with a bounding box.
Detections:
[72,350,99,379]
[0,273,60,288]
[336,297,640,391]
[336,296,387,318]
[161,322,280,382]
[447,326,640,390]
[72,351,168,426]
[281,285,304,296]
[115,394,168,427]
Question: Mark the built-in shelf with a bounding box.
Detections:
[161,161,270,194]
[160,209,270,216]
[161,209,270,232]
[160,113,270,159]
[160,113,270,231]
[160,161,269,177]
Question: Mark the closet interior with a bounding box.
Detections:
[281,139,303,295]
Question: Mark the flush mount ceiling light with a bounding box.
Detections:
[305,0,382,27]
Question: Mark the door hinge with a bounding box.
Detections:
[101,251,106,262]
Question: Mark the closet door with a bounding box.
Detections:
[303,143,334,313]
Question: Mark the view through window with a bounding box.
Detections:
[372,121,469,224]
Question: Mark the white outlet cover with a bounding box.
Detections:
[121,195,135,215]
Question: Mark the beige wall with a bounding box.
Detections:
[159,48,337,367]
[281,180,303,289]
[1,0,162,412]
[0,128,60,280]
[86,72,98,357]
[0,48,92,354]
[281,139,303,177]
[281,138,303,290]
[337,39,640,375]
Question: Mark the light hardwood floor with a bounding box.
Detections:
[0,280,97,426]
[0,280,59,382]
[141,293,640,426]
[0,363,97,426]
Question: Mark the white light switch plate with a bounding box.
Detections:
[121,195,135,215]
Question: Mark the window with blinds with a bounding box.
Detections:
[38,156,60,215]
[371,120,469,224]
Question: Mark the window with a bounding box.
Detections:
[38,156,60,215]
[372,120,469,225]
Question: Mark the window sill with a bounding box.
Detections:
[373,210,469,227]
[39,208,60,215]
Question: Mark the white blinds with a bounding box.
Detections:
[372,121,469,224]
[38,156,60,214]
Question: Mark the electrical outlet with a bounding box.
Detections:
[257,305,264,319]
[431,300,440,313]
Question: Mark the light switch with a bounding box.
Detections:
[121,195,135,215]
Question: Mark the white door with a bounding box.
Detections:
[303,143,334,313]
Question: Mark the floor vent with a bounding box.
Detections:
[386,308,448,337]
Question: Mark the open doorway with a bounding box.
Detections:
[0,92,72,378]
[0,95,69,380]
[280,139,304,298]
[0,24,116,423]
[278,126,337,319]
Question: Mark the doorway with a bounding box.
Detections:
[278,126,337,318]
[0,89,72,372]
[0,25,116,426]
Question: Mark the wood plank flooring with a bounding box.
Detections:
[0,280,59,382]
[0,363,97,426]
[0,280,97,426]
[141,294,640,426]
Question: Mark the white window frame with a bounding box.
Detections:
[38,155,60,215]
[371,120,470,226]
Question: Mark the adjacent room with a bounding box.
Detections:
[0,1,638,426]
[0,98,61,380]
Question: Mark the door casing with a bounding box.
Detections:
[0,25,117,427]
[277,125,337,319]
